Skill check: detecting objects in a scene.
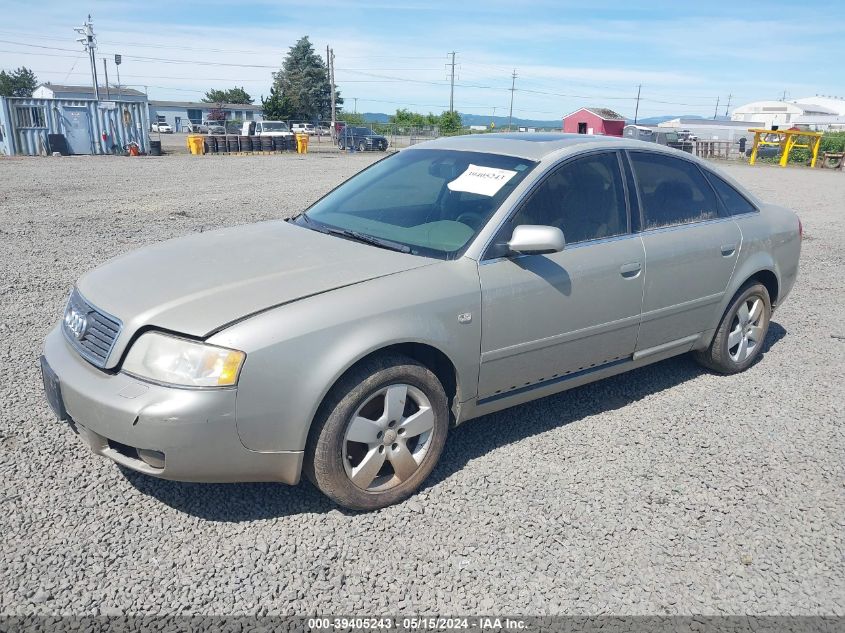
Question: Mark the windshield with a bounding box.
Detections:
[298,149,537,259]
[262,121,288,131]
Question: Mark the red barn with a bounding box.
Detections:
[563,107,626,137]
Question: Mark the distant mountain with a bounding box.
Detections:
[358,111,728,129]
[361,112,390,123]
[359,111,563,129]
[460,113,562,129]
[632,115,731,125]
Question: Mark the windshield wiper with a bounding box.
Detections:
[322,226,412,254]
[292,215,412,253]
[287,211,311,224]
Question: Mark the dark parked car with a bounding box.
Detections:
[338,126,388,151]
[746,145,781,159]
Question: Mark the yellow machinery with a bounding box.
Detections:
[748,128,823,167]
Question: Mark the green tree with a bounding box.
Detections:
[390,108,455,130]
[391,108,430,127]
[272,36,341,120]
[438,110,463,134]
[0,66,37,97]
[202,86,253,104]
[260,85,294,120]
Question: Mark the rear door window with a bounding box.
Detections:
[629,152,719,229]
[706,172,757,216]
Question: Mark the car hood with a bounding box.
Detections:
[77,220,433,364]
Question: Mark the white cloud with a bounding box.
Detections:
[0,1,842,120]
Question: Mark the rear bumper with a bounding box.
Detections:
[42,326,303,484]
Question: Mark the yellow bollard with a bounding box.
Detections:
[186,135,205,155]
[295,133,309,154]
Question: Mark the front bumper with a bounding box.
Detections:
[41,326,303,484]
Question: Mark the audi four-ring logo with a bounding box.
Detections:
[64,307,88,339]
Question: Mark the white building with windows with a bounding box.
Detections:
[657,118,762,142]
[731,98,843,130]
[148,101,263,132]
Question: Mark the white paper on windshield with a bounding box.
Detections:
[447,164,518,197]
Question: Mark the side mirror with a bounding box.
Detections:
[507,225,565,255]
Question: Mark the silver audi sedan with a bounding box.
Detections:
[41,134,801,510]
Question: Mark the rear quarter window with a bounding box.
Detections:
[705,172,758,216]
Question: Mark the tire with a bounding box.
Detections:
[380,142,387,151]
[358,140,367,152]
[694,281,771,374]
[305,353,449,511]
[338,140,345,150]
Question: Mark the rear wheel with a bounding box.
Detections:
[305,354,449,510]
[694,281,771,374]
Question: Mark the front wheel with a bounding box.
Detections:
[305,354,449,510]
[358,140,367,152]
[694,281,771,374]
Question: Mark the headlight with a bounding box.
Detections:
[122,333,245,388]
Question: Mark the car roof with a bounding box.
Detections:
[408,133,649,161]
[404,132,756,200]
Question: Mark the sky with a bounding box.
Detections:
[0,0,843,121]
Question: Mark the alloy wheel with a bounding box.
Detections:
[728,295,765,362]
[342,383,435,492]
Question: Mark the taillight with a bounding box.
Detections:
[798,217,803,240]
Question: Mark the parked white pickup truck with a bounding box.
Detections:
[242,121,294,137]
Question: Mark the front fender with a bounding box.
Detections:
[208,258,482,452]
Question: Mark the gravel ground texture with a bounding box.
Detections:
[0,153,842,616]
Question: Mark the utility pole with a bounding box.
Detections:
[507,69,517,132]
[713,96,720,120]
[724,93,732,118]
[327,45,336,128]
[634,84,642,124]
[74,15,99,100]
[354,97,358,114]
[114,54,122,100]
[448,51,457,112]
[102,58,110,99]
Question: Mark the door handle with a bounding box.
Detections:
[619,261,642,278]
[720,243,737,257]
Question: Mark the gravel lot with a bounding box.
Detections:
[0,153,842,616]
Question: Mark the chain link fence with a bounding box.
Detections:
[153,117,443,155]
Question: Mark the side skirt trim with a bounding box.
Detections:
[632,333,701,361]
[476,357,629,406]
